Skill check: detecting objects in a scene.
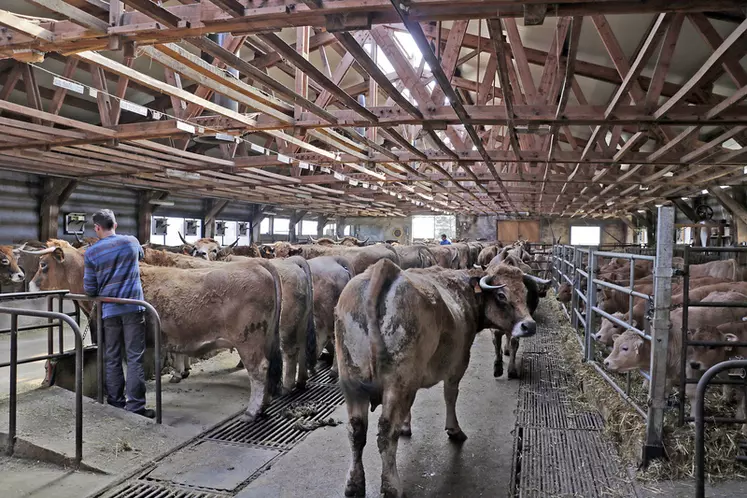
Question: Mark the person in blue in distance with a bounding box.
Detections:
[440,234,452,245]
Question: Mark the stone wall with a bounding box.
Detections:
[345,216,413,244]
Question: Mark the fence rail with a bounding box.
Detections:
[0,306,83,466]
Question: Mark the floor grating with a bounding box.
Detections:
[512,299,636,497]
[98,366,344,497]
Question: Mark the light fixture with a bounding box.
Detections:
[655,204,663,208]
[149,199,174,206]
[637,209,646,213]
[663,172,674,177]
[702,189,708,194]
[606,201,614,206]
[681,197,689,201]
[721,185,731,189]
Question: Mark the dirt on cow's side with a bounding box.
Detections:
[549,292,747,484]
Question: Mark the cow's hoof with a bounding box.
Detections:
[380,483,405,498]
[493,361,503,378]
[279,386,293,397]
[344,480,365,497]
[295,381,308,391]
[507,369,519,380]
[169,375,182,384]
[240,412,257,423]
[329,369,339,380]
[181,369,190,379]
[400,426,412,437]
[446,429,468,443]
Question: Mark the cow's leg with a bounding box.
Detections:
[296,324,309,390]
[400,409,412,437]
[343,392,369,497]
[502,333,510,356]
[237,350,270,422]
[491,330,503,378]
[280,340,300,396]
[444,376,467,442]
[181,355,191,379]
[738,388,747,435]
[377,388,412,498]
[507,337,521,379]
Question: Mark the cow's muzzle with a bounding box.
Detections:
[11,271,24,283]
[512,318,536,338]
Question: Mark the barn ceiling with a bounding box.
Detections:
[0,1,746,218]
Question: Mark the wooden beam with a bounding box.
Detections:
[24,0,108,32]
[670,197,699,222]
[709,187,747,227]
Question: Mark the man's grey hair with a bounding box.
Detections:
[92,209,116,230]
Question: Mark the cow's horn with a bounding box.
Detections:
[473,264,482,269]
[309,236,317,244]
[479,275,506,291]
[228,237,240,248]
[361,237,369,245]
[74,232,83,243]
[523,273,552,286]
[20,246,58,255]
[178,231,190,246]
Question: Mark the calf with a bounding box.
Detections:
[687,324,747,429]
[0,245,25,285]
[336,261,534,498]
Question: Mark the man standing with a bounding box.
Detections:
[440,234,452,245]
[84,209,154,418]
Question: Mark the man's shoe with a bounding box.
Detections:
[134,408,156,419]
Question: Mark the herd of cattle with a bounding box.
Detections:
[1,234,553,497]
[557,255,747,425]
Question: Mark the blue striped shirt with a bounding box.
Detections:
[83,234,145,319]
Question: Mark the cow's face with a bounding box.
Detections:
[595,312,634,345]
[556,283,572,303]
[604,330,648,373]
[480,264,536,338]
[192,239,220,260]
[0,246,24,284]
[259,246,275,259]
[28,247,84,294]
[687,326,736,372]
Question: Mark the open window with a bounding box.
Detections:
[570,226,601,246]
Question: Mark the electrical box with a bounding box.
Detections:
[65,213,86,235]
[185,219,199,236]
[238,222,248,236]
[153,218,168,235]
[215,221,226,237]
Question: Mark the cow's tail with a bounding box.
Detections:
[288,256,317,373]
[419,246,436,268]
[451,248,460,268]
[259,260,283,395]
[365,259,399,378]
[385,243,401,267]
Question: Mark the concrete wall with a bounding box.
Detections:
[345,216,413,244]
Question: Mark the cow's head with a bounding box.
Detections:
[273,242,303,258]
[687,325,737,373]
[595,312,635,345]
[604,330,649,373]
[21,242,85,294]
[556,282,572,303]
[478,264,536,338]
[191,238,221,260]
[0,246,25,284]
[340,236,368,247]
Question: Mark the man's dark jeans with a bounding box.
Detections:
[103,310,146,413]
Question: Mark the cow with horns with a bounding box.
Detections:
[335,260,536,498]
[178,232,240,260]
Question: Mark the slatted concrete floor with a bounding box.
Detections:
[512,299,638,498]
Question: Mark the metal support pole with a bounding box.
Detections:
[571,248,580,330]
[47,295,54,355]
[58,294,64,353]
[643,205,675,464]
[679,245,691,426]
[7,314,17,456]
[585,247,599,362]
[96,304,104,405]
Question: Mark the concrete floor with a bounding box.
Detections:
[239,332,520,498]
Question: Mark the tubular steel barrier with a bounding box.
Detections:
[679,246,747,427]
[66,294,163,424]
[550,206,675,465]
[0,306,83,466]
[694,360,747,498]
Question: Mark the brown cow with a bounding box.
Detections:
[340,236,369,247]
[296,244,399,274]
[178,233,240,260]
[690,259,744,281]
[26,243,284,422]
[477,245,501,267]
[426,244,457,269]
[307,256,355,376]
[392,244,437,269]
[0,246,25,285]
[335,261,535,497]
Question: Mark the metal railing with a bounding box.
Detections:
[679,246,747,427]
[66,294,163,424]
[694,360,747,498]
[551,206,675,463]
[0,306,83,466]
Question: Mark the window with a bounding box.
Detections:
[322,223,336,236]
[570,226,601,246]
[412,215,455,240]
[343,225,351,236]
[300,220,318,236]
[260,218,271,235]
[216,220,237,245]
[273,218,290,235]
[150,217,202,246]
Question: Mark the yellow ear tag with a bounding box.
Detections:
[473,283,482,294]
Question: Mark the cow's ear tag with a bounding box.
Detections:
[473,282,482,294]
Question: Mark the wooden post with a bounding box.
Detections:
[249,205,269,244]
[137,191,167,243]
[316,215,329,237]
[40,178,77,241]
[335,216,347,239]
[203,199,229,239]
[289,210,307,244]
